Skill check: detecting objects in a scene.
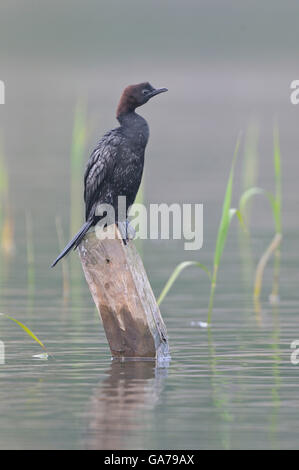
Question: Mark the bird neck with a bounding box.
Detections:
[117,111,149,147]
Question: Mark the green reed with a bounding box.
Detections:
[207,136,243,323]
[239,126,282,307]
[241,121,259,221]
[157,261,211,306]
[270,125,282,301]
[157,123,283,323]
[0,312,48,355]
[158,135,245,325]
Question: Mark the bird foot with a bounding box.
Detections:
[117,220,136,244]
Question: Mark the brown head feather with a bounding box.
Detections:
[116,82,152,118]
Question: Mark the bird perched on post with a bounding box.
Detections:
[51,82,167,267]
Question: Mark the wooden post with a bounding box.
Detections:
[78,225,170,360]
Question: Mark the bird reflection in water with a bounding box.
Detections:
[84,359,169,449]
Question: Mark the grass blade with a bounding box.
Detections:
[241,122,259,220]
[273,125,282,234]
[238,123,260,298]
[253,233,282,307]
[0,313,47,353]
[271,125,282,301]
[239,187,265,216]
[233,208,247,233]
[208,134,241,323]
[213,136,240,269]
[157,261,211,306]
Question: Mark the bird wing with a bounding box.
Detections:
[84,130,122,220]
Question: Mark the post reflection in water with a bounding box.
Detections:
[84,360,169,450]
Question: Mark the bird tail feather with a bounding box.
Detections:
[51,220,93,267]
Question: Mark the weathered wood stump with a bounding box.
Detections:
[78,225,170,360]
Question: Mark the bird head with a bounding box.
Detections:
[116,82,168,118]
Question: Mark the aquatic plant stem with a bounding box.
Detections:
[208,265,218,324]
[271,247,281,302]
[254,233,282,309]
[270,125,282,302]
[0,313,48,354]
[157,261,211,306]
[207,134,241,324]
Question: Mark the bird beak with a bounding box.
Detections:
[148,87,168,98]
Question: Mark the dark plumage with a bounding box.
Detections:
[51,82,167,267]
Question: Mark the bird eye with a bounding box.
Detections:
[142,89,149,95]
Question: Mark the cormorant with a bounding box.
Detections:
[51,82,167,267]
